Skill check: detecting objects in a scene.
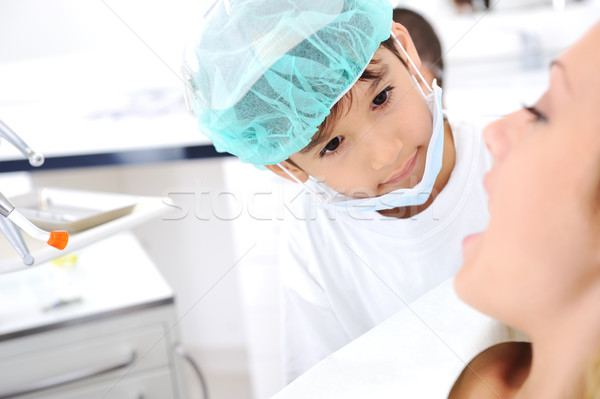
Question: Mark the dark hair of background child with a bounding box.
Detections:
[392,7,444,89]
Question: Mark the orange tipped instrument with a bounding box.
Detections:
[0,192,69,250]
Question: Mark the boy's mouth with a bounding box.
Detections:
[381,149,418,186]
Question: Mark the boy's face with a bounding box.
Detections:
[288,46,433,199]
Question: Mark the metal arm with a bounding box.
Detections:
[0,120,44,266]
[0,120,44,167]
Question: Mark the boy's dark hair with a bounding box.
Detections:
[453,0,491,10]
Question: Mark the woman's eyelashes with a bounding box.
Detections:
[320,136,344,157]
[523,104,548,123]
[372,86,394,110]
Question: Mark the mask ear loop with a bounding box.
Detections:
[410,75,428,99]
[390,31,433,95]
[205,0,231,18]
[222,0,231,14]
[276,163,332,204]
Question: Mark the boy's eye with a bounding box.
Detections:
[320,136,343,156]
[372,87,391,108]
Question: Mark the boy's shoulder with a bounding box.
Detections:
[447,114,488,141]
[447,114,493,170]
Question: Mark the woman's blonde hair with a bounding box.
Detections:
[579,346,600,399]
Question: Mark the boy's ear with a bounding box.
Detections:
[391,22,423,75]
[264,160,309,183]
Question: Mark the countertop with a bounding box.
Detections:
[0,232,174,341]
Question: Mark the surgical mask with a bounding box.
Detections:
[278,31,446,212]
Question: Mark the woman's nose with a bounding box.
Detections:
[483,111,527,163]
[483,120,510,163]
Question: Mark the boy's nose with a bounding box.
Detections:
[367,131,404,170]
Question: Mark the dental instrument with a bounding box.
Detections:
[0,192,68,250]
[0,215,34,265]
[0,120,69,265]
[0,120,44,167]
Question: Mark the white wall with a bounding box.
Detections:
[0,0,208,66]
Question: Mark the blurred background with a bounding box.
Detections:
[0,0,599,398]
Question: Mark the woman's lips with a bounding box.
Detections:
[483,172,495,210]
[461,231,483,263]
[382,150,418,185]
[483,173,493,197]
[462,231,482,247]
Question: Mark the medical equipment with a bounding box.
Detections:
[0,120,69,265]
[0,196,69,249]
[0,120,44,167]
[0,214,34,266]
[13,188,137,233]
[184,0,393,166]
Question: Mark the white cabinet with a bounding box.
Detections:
[0,233,187,399]
[43,369,176,399]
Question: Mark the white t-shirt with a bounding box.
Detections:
[278,117,496,382]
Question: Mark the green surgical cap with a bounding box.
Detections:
[186,0,393,166]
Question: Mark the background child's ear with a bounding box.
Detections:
[264,161,309,184]
[391,22,423,75]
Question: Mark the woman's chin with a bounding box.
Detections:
[455,231,485,302]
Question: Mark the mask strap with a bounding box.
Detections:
[205,0,231,18]
[181,65,196,112]
[390,30,433,94]
[410,75,427,99]
[276,163,329,204]
[222,0,231,15]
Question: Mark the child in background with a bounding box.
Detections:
[393,7,444,90]
[185,0,514,382]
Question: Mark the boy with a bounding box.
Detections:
[186,0,512,382]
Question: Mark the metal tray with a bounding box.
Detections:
[11,188,137,233]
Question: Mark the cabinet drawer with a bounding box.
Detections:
[26,368,175,399]
[0,325,170,398]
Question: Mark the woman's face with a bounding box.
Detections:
[455,22,600,329]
